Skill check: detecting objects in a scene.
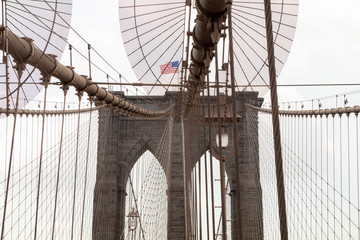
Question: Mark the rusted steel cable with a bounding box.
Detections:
[206,72,217,239]
[0,105,103,115]
[0,27,174,119]
[80,98,93,239]
[263,0,288,238]
[246,103,360,117]
[0,54,22,240]
[70,92,83,240]
[32,81,49,240]
[226,1,243,238]
[214,43,227,240]
[51,90,68,240]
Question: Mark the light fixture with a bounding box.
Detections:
[127,207,138,231]
[216,127,229,149]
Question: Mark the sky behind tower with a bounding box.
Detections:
[63,0,360,104]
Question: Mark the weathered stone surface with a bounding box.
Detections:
[93,91,263,240]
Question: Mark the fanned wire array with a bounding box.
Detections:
[0,98,98,239]
[231,0,298,95]
[118,0,298,100]
[246,103,360,239]
[119,0,186,95]
[0,0,166,116]
[0,0,72,110]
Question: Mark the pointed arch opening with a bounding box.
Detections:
[122,150,168,240]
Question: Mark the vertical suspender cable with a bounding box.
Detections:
[118,111,125,239]
[2,0,9,116]
[202,91,210,239]
[301,116,305,239]
[297,115,301,237]
[119,74,122,92]
[17,115,22,238]
[182,96,189,240]
[33,79,49,240]
[356,113,359,239]
[0,57,21,240]
[80,98,93,239]
[197,108,203,240]
[88,44,92,80]
[71,91,83,240]
[193,142,198,239]
[51,87,68,240]
[180,0,192,116]
[206,72,216,240]
[263,0,288,238]
[310,115,313,235]
[69,44,73,67]
[347,113,351,238]
[326,114,329,238]
[339,114,343,239]
[225,1,243,238]
[214,43,227,240]
[320,115,323,238]
[332,115,336,239]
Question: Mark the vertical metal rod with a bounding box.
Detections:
[69,44,73,67]
[119,74,122,92]
[181,113,190,240]
[182,2,193,238]
[33,82,49,240]
[107,74,110,91]
[2,0,9,115]
[51,91,68,240]
[226,1,243,238]
[356,113,360,240]
[70,93,82,240]
[214,43,227,240]
[193,152,198,239]
[88,44,92,79]
[0,57,21,240]
[197,112,203,240]
[206,72,217,240]
[201,91,210,239]
[263,0,288,238]
[80,99,93,240]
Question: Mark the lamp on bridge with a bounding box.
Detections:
[216,126,229,149]
[205,93,241,159]
[127,207,139,232]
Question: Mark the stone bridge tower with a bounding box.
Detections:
[92,91,263,240]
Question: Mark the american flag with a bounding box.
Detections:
[160,61,179,74]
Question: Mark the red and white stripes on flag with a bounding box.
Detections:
[160,61,179,74]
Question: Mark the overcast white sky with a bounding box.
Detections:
[62,0,360,105]
[274,0,360,103]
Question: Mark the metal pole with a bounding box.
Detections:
[226,0,243,238]
[214,43,227,240]
[263,0,288,239]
